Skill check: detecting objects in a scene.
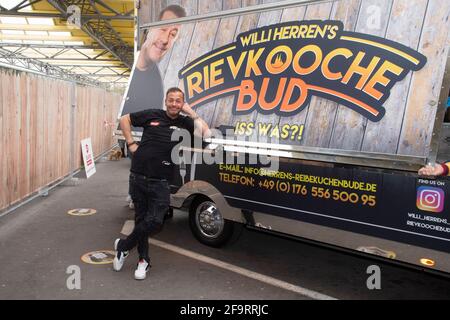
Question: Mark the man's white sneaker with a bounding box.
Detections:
[113,238,129,272]
[126,194,134,210]
[134,259,150,280]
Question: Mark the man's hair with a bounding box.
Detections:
[158,4,187,20]
[166,87,185,100]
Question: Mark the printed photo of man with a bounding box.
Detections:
[120,4,186,120]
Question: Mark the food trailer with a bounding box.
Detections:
[119,0,450,275]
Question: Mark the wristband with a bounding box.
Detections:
[441,163,449,176]
[127,141,137,147]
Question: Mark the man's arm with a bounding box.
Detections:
[181,103,211,138]
[119,114,139,153]
[418,162,450,176]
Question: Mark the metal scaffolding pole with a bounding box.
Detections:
[47,0,134,69]
[0,46,103,86]
[0,0,133,20]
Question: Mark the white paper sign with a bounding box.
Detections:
[81,137,96,178]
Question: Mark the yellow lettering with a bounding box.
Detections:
[266,45,292,74]
[321,48,353,80]
[363,61,403,100]
[186,71,203,99]
[245,48,264,77]
[240,33,253,46]
[227,52,247,80]
[342,52,380,89]
[210,59,224,88]
[293,44,322,75]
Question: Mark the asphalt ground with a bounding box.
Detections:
[0,158,449,302]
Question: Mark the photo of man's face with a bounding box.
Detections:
[143,10,181,63]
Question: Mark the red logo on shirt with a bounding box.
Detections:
[150,121,160,126]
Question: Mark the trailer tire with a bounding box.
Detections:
[189,198,234,247]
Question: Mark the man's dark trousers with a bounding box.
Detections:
[118,172,170,261]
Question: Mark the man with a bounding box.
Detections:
[114,87,210,280]
[120,4,186,208]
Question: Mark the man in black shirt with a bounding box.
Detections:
[114,87,210,280]
[119,4,186,209]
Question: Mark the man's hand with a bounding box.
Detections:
[418,163,444,176]
[181,102,196,117]
[181,102,211,138]
[128,143,139,154]
[120,114,139,153]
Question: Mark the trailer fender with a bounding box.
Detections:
[171,180,244,223]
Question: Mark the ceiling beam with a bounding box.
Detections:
[55,64,128,67]
[81,74,130,77]
[47,0,134,69]
[11,0,32,11]
[3,56,121,62]
[0,46,102,86]
[94,0,121,16]
[0,24,78,31]
[0,34,101,41]
[0,43,101,49]
[0,10,133,20]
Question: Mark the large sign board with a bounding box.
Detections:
[193,160,450,253]
[129,0,450,164]
[179,20,426,122]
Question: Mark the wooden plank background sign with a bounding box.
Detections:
[133,0,450,160]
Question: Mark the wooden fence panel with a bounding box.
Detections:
[7,72,19,204]
[2,71,9,205]
[0,71,4,209]
[0,68,122,211]
[18,73,29,201]
[74,86,84,168]
[28,76,38,192]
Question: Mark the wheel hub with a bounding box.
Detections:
[196,202,224,239]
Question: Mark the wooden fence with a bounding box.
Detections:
[0,67,122,211]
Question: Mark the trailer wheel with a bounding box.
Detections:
[189,198,234,247]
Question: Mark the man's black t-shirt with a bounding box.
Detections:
[130,109,194,180]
